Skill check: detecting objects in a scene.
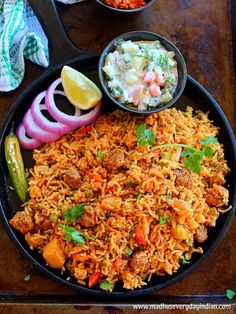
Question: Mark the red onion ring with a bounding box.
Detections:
[46,78,102,128]
[23,109,60,143]
[45,78,83,128]
[16,123,42,150]
[31,90,74,135]
[70,101,102,128]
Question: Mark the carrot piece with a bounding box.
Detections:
[153,149,159,154]
[88,272,101,287]
[112,257,123,271]
[158,127,165,134]
[74,125,92,137]
[29,186,41,199]
[149,84,161,97]
[88,172,103,182]
[134,227,146,245]
[171,224,189,241]
[75,254,90,262]
[156,74,165,87]
[143,71,156,84]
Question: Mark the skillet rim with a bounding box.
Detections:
[0,55,235,298]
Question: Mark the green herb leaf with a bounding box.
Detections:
[165,76,175,88]
[153,136,217,174]
[124,247,133,257]
[79,231,95,241]
[200,136,217,158]
[64,204,84,222]
[225,289,236,300]
[180,148,195,157]
[136,123,156,146]
[180,256,190,265]
[157,53,168,68]
[99,280,114,291]
[61,225,85,244]
[24,274,31,282]
[97,149,104,162]
[159,216,171,225]
[184,151,203,173]
[202,146,213,157]
[71,231,85,244]
[200,136,217,146]
[136,193,142,203]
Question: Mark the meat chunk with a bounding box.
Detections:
[175,168,193,189]
[103,149,125,173]
[10,211,34,235]
[40,218,52,230]
[64,167,81,189]
[25,233,47,249]
[130,251,150,273]
[194,224,208,243]
[205,184,229,207]
[78,205,96,227]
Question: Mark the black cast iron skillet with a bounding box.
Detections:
[0,0,235,298]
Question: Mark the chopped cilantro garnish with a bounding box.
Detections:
[153,136,217,173]
[61,225,85,244]
[202,146,213,157]
[165,76,175,88]
[157,53,168,68]
[79,231,95,241]
[180,148,195,157]
[136,123,156,146]
[159,216,171,225]
[97,149,104,162]
[136,193,142,203]
[200,136,217,146]
[99,280,114,291]
[225,289,236,300]
[124,247,133,257]
[64,203,84,222]
[180,256,190,265]
[61,225,94,244]
[184,151,203,173]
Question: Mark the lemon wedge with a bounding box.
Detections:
[61,66,102,110]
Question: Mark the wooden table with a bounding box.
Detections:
[0,0,235,313]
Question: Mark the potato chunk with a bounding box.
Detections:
[43,238,65,268]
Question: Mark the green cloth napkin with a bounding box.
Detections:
[0,0,85,92]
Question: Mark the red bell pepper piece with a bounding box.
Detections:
[74,125,92,137]
[112,257,123,271]
[134,227,146,245]
[88,272,101,287]
[88,172,103,182]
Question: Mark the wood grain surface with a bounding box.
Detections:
[0,0,235,312]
